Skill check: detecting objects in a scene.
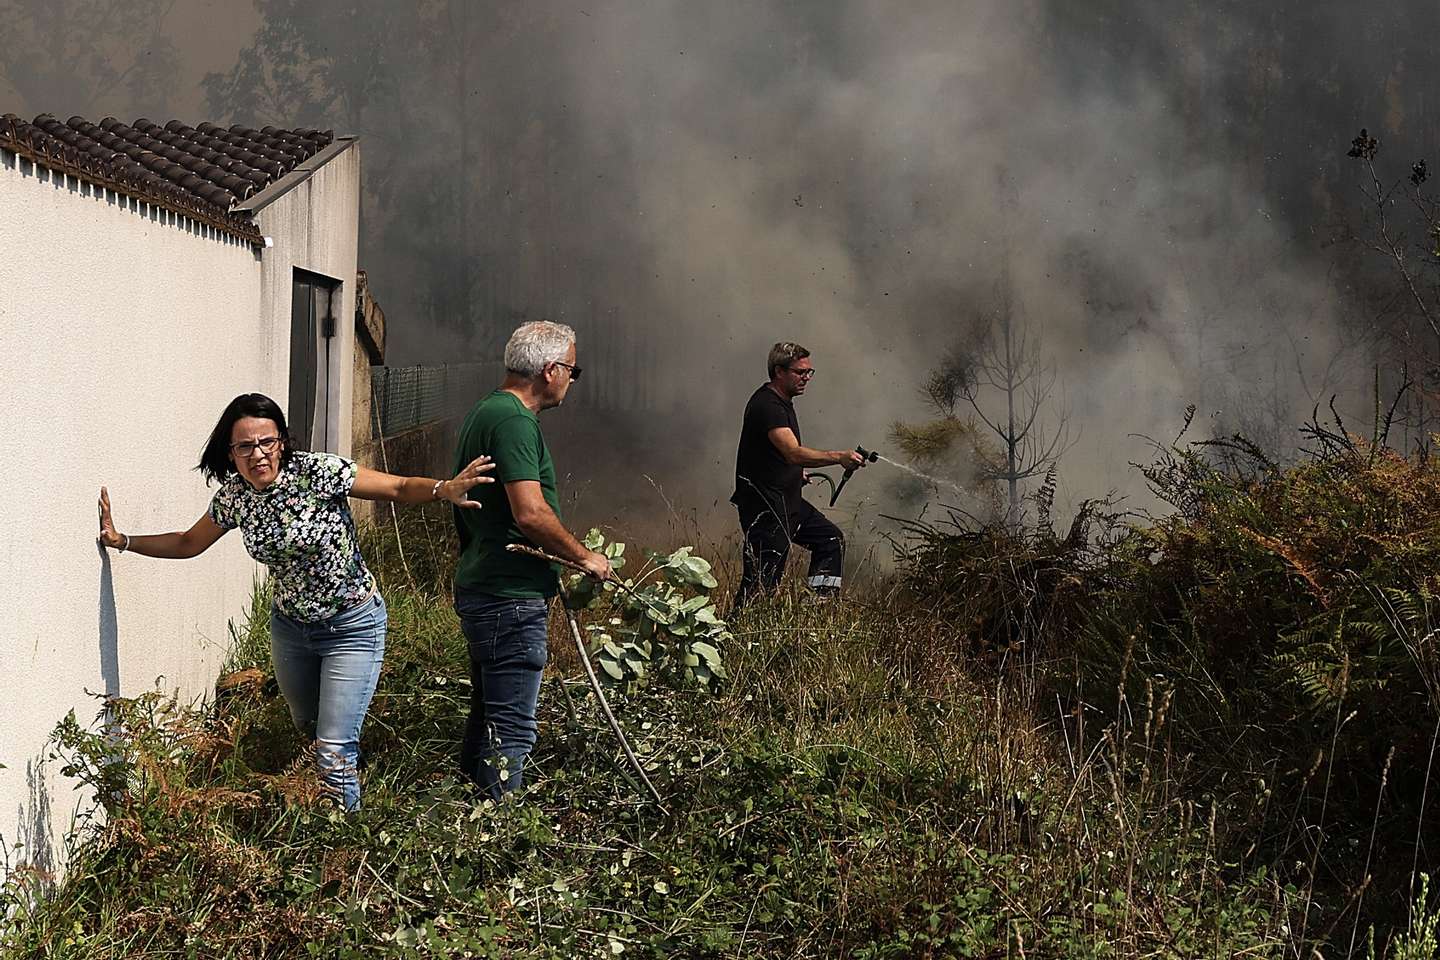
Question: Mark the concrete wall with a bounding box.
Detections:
[0,139,362,883]
[373,420,457,481]
[0,148,267,879]
[352,271,387,525]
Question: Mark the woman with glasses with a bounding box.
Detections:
[96,392,495,812]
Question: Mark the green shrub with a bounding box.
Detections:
[890,429,1440,954]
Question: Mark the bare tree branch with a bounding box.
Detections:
[953,298,1076,526]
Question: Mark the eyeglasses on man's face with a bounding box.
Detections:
[786,365,816,381]
[552,360,583,382]
[231,436,282,457]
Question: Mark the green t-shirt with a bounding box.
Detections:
[452,390,561,597]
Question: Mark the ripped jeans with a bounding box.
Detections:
[270,593,386,812]
[454,590,550,799]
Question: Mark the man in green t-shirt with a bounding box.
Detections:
[452,320,611,799]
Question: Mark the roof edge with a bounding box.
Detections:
[0,116,265,246]
[234,136,357,216]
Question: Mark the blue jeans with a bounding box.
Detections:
[270,593,387,812]
[455,590,550,799]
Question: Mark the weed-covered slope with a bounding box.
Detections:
[0,512,1304,958]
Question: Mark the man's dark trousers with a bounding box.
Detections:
[455,589,550,799]
[733,495,844,610]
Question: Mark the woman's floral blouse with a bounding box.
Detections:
[209,451,372,621]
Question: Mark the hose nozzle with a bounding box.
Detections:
[830,444,879,506]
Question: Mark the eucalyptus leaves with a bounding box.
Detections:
[562,530,731,689]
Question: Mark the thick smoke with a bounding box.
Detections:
[5,0,1429,542]
[541,0,1372,527]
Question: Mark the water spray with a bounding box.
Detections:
[872,454,969,498]
[810,445,967,506]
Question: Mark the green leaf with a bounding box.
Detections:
[564,575,598,610]
[644,604,676,626]
[691,641,722,668]
[599,657,625,681]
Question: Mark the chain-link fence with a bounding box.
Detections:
[370,362,504,437]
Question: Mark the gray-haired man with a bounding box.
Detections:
[452,320,611,798]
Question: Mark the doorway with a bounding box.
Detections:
[289,269,340,451]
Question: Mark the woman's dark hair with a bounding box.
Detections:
[196,393,298,484]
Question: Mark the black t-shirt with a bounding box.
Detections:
[733,384,804,514]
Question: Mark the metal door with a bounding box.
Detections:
[288,270,339,450]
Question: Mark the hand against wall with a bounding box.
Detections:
[97,487,124,550]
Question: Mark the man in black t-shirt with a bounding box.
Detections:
[730,341,868,610]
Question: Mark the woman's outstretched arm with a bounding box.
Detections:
[97,486,228,559]
[350,455,496,508]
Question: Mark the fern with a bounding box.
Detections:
[1274,586,1440,716]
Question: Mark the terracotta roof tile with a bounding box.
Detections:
[0,113,336,246]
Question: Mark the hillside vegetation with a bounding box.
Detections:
[3,428,1440,958]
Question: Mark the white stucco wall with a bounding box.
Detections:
[252,141,361,457]
[0,137,361,883]
[0,148,270,878]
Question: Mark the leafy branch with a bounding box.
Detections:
[563,530,730,690]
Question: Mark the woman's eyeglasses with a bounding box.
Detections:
[230,436,282,457]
